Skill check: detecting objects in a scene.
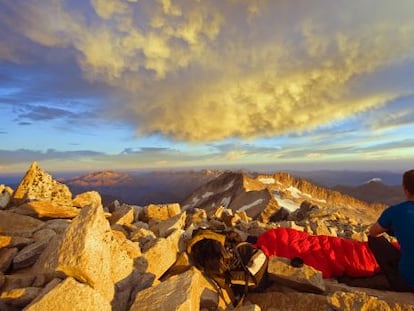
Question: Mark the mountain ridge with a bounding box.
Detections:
[57,169,401,208]
[181,171,386,227]
[332,180,403,206]
[62,169,223,206]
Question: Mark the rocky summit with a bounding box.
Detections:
[0,162,413,311]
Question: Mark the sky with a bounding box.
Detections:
[1,0,414,174]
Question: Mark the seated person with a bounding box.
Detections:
[368,169,414,292]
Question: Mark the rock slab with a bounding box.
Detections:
[130,268,202,311]
[24,277,111,311]
[34,203,133,301]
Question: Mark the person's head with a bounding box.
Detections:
[402,169,414,196]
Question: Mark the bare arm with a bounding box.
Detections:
[368,222,387,237]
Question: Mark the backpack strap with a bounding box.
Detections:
[231,242,269,306]
[207,273,237,307]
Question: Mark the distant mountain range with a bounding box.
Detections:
[1,169,404,207]
[332,180,403,206]
[56,169,404,207]
[63,170,223,206]
[288,170,403,187]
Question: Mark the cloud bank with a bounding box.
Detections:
[1,0,414,142]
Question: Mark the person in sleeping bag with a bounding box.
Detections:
[368,169,414,292]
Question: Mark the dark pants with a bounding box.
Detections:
[368,236,414,292]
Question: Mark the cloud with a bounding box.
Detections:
[364,96,414,131]
[211,142,282,161]
[225,150,247,161]
[120,147,172,155]
[0,44,19,63]
[213,143,281,153]
[358,139,414,153]
[0,145,218,173]
[0,148,104,165]
[1,0,414,142]
[90,0,128,19]
[306,153,325,159]
[17,105,76,121]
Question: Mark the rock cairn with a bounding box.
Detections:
[0,162,413,310]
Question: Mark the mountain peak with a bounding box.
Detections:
[364,178,383,184]
[65,170,134,187]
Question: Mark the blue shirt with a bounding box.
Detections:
[378,201,414,288]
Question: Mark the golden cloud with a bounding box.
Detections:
[4,0,414,142]
[306,153,325,159]
[90,0,128,19]
[225,150,247,161]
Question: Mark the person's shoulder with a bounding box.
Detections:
[386,201,414,212]
[392,201,414,207]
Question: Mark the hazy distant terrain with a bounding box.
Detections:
[294,170,404,206]
[289,170,402,187]
[1,169,404,207]
[332,182,403,206]
[62,170,223,206]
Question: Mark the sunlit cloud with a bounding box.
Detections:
[225,151,247,161]
[155,160,169,166]
[213,143,281,154]
[306,153,325,159]
[358,139,414,153]
[1,0,414,143]
[0,149,104,165]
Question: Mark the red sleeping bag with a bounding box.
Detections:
[255,228,381,278]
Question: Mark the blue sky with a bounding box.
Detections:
[1,0,414,174]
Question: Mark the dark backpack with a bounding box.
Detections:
[186,228,268,307]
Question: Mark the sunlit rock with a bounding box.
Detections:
[149,211,186,238]
[144,203,181,221]
[14,201,80,219]
[72,191,102,209]
[108,204,134,226]
[24,277,111,311]
[0,185,13,209]
[129,227,157,251]
[34,203,133,301]
[267,256,325,293]
[328,291,414,311]
[129,268,202,311]
[12,162,72,207]
[138,229,182,279]
[248,291,329,311]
